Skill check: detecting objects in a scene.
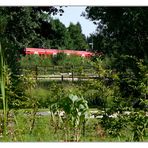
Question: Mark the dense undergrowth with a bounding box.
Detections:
[19,53,92,67]
[0,52,148,142]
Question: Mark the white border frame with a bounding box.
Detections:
[0,0,148,6]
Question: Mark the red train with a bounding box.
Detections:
[23,48,95,58]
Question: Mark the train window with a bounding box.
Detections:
[34,51,39,54]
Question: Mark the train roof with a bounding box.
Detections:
[24,48,94,56]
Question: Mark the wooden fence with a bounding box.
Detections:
[21,65,98,81]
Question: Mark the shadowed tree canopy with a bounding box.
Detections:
[84,7,148,62]
[68,22,89,50]
[0,7,64,73]
[37,20,89,50]
[0,7,89,73]
[84,7,148,106]
[46,19,73,49]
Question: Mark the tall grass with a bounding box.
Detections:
[0,43,8,139]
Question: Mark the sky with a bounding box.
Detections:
[52,6,97,37]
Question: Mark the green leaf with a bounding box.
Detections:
[69,94,78,103]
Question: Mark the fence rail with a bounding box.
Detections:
[21,65,98,81]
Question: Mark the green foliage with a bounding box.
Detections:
[0,43,8,139]
[51,52,67,65]
[101,113,128,140]
[50,94,89,141]
[84,6,148,113]
[0,8,39,73]
[19,53,92,68]
[89,55,148,142]
[49,19,73,49]
[59,55,91,67]
[90,55,148,109]
[84,7,148,62]
[2,68,38,110]
[1,7,89,77]
[1,6,148,142]
[33,18,88,50]
[100,110,148,142]
[0,109,130,142]
[0,7,64,74]
[68,22,89,50]
[31,88,51,108]
[129,111,148,141]
[20,55,52,67]
[82,57,119,109]
[61,94,89,126]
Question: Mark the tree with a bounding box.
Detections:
[48,19,73,49]
[0,7,64,73]
[0,7,65,111]
[84,7,148,110]
[38,20,89,50]
[83,7,148,62]
[68,22,89,50]
[87,33,104,52]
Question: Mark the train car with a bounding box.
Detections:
[23,48,95,58]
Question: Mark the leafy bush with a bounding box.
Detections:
[51,52,67,65]
[91,54,148,141]
[19,55,52,67]
[50,94,89,141]
[19,53,92,68]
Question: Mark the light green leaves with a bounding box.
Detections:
[69,94,78,103]
[49,94,89,141]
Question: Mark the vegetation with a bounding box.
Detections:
[84,7,148,61]
[68,22,89,50]
[0,7,148,142]
[19,53,91,67]
[0,7,89,73]
[83,7,148,142]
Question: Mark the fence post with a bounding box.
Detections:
[35,65,38,81]
[44,66,46,75]
[72,65,74,82]
[53,66,55,75]
[61,74,64,81]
